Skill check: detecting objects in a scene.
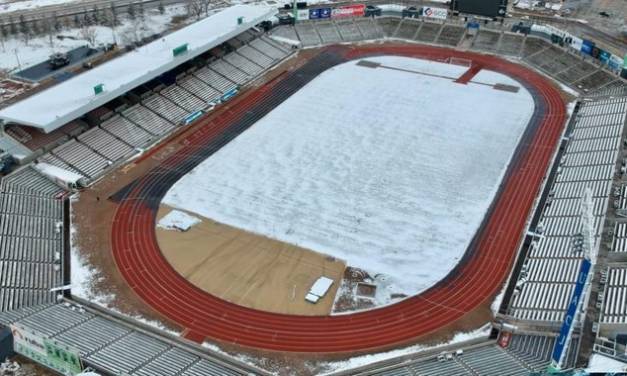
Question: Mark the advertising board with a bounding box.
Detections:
[331,4,365,18]
[550,258,592,367]
[422,7,448,20]
[11,324,82,375]
[296,9,310,20]
[309,8,331,19]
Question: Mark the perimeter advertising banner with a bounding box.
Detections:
[332,4,366,18]
[11,324,82,375]
[423,7,448,20]
[309,8,331,19]
[550,258,592,368]
[296,9,310,20]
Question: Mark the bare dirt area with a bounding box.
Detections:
[156,205,345,316]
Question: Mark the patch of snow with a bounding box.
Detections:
[0,4,188,72]
[586,353,627,373]
[320,324,492,374]
[0,0,81,14]
[69,194,114,307]
[157,209,201,231]
[34,162,83,185]
[163,56,535,307]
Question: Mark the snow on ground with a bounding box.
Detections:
[69,194,114,307]
[586,353,627,373]
[163,56,535,306]
[157,209,201,231]
[0,0,80,14]
[70,194,181,336]
[0,4,188,72]
[320,324,491,374]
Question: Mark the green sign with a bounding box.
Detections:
[173,43,189,57]
[11,324,83,375]
[94,83,104,95]
[237,16,244,25]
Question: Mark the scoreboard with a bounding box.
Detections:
[450,0,508,18]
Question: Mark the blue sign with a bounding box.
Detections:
[309,8,320,19]
[467,21,480,29]
[320,8,332,18]
[599,50,610,63]
[183,110,203,125]
[221,88,238,102]
[581,39,594,55]
[551,258,592,366]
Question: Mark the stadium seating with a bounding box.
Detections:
[294,22,322,46]
[101,114,155,148]
[376,17,401,38]
[395,19,421,40]
[0,303,250,375]
[0,166,64,312]
[509,96,626,322]
[600,267,627,324]
[497,33,525,56]
[472,30,502,52]
[77,127,135,163]
[414,21,442,43]
[176,75,222,104]
[436,25,466,47]
[315,21,343,44]
[194,66,238,94]
[252,37,291,60]
[50,140,111,179]
[355,18,384,40]
[160,85,207,113]
[141,94,189,125]
[210,59,251,85]
[335,19,365,42]
[223,52,264,76]
[269,25,300,43]
[237,45,274,68]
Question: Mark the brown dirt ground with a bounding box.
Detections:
[156,205,345,315]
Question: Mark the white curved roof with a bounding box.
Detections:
[0,5,274,133]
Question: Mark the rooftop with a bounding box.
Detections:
[0,4,274,133]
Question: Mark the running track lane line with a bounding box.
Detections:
[110,44,567,354]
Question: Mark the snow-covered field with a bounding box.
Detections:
[0,4,189,71]
[162,56,535,306]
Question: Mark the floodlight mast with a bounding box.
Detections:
[551,187,597,372]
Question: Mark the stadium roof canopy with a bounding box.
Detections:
[0,5,275,133]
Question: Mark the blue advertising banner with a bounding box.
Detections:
[309,8,320,19]
[599,50,610,63]
[183,110,203,125]
[581,39,594,55]
[221,88,239,102]
[550,258,592,366]
[310,8,331,19]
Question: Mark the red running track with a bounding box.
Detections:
[110,44,567,353]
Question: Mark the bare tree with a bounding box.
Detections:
[0,24,7,52]
[80,25,98,47]
[43,17,54,48]
[18,15,30,44]
[187,0,205,20]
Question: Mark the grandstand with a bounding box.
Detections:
[0,302,262,375]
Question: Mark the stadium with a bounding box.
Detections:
[0,0,626,375]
